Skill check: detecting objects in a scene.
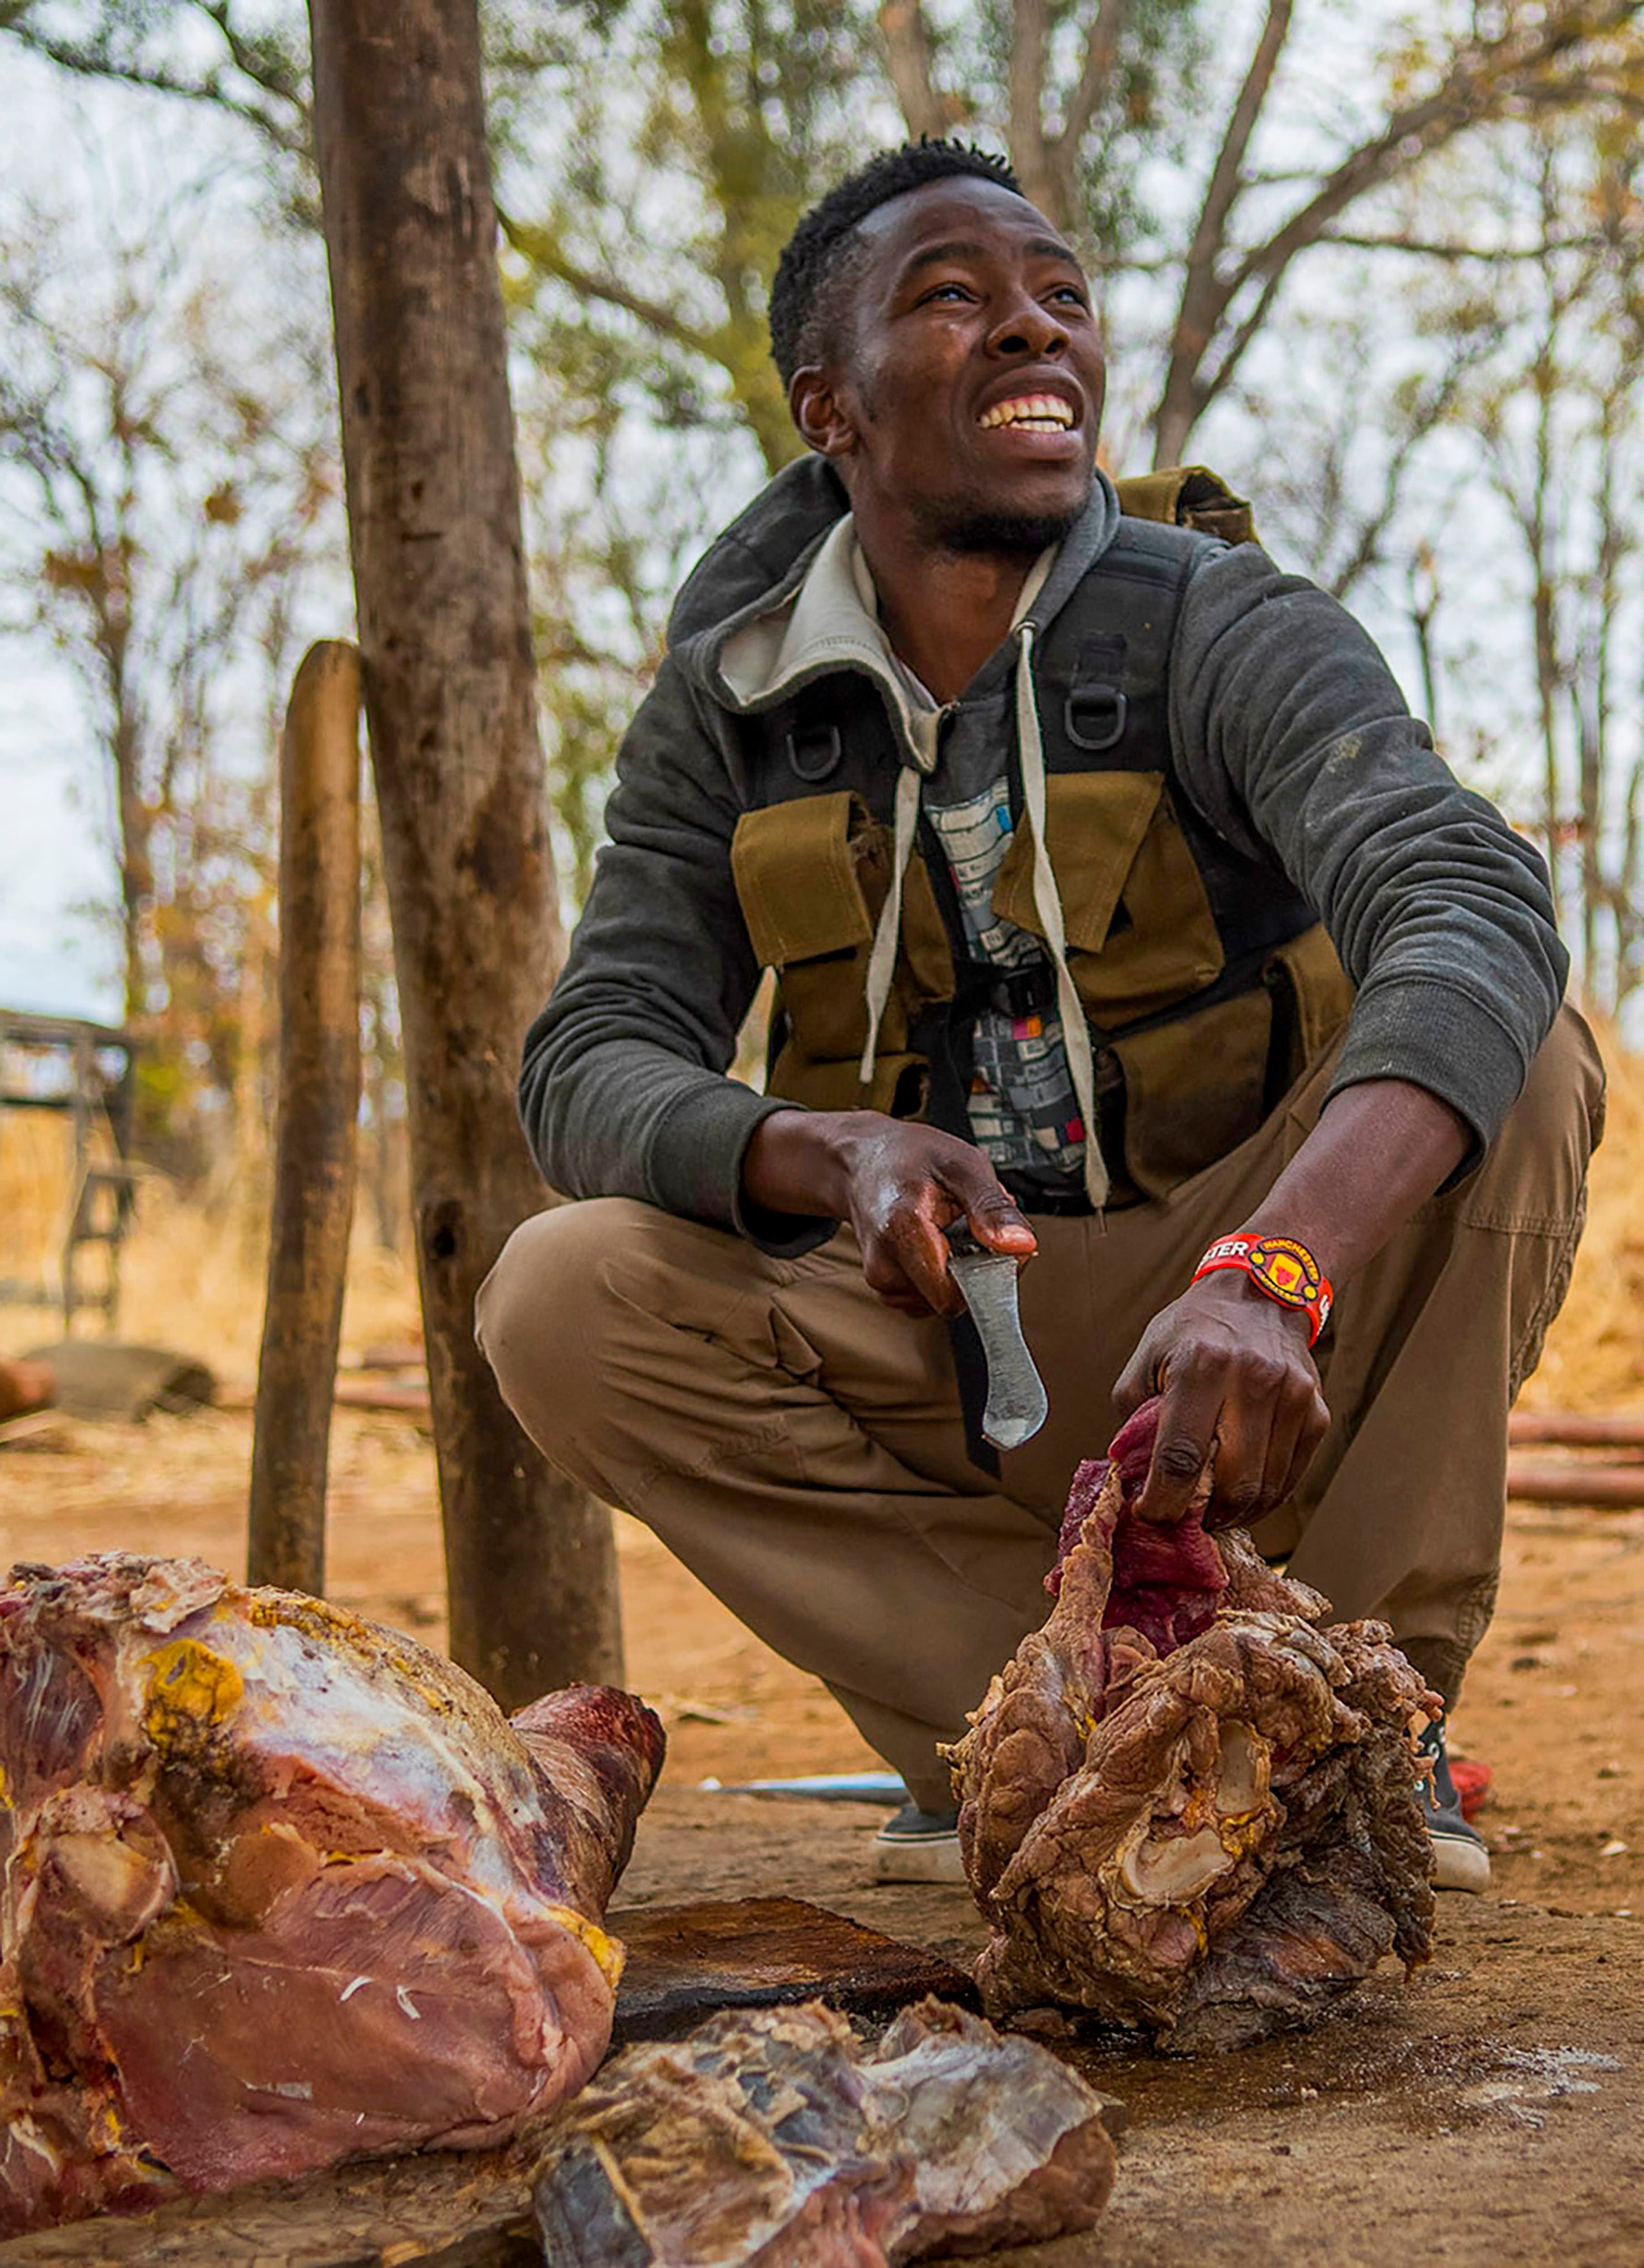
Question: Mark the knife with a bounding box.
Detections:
[943,1222,1049,1452]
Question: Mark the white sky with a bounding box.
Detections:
[0,48,321,1022]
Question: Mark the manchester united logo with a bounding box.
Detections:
[1248,1236,1323,1310]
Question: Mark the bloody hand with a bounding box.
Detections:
[1112,1267,1330,1525]
[741,1109,1035,1315]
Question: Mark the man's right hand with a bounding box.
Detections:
[741,1109,1036,1316]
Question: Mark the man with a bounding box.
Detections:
[478,142,1601,1894]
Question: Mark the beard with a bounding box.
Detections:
[917,482,1093,558]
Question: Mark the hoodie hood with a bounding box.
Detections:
[666,455,1124,715]
[668,455,847,650]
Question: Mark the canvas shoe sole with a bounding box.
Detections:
[868,1807,968,1885]
[1430,1827,1492,1894]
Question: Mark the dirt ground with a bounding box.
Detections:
[2,1405,1643,2263]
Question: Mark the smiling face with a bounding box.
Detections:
[789,175,1106,558]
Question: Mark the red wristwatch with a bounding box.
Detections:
[1190,1233,1334,1344]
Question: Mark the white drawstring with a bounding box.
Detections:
[859,760,923,1084]
[1014,621,1110,1212]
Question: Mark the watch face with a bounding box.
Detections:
[1248,1236,1322,1311]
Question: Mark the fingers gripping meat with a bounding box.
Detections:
[0,1554,663,2235]
[944,1403,1439,2051]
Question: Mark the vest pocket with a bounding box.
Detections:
[729,791,952,1116]
[732,789,873,966]
[1114,988,1275,1198]
[993,772,1225,1026]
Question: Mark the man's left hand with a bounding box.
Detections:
[1112,1269,1329,1527]
[1111,1076,1472,1528]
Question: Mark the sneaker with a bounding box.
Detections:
[868,1803,966,1885]
[1418,1720,1492,1893]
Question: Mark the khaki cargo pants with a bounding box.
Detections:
[478,1008,1603,1811]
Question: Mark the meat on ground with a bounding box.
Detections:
[0,1552,663,2235]
[533,1996,1117,2267]
[944,1402,1439,2052]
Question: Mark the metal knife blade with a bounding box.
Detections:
[944,1223,1049,1452]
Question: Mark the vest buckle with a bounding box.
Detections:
[786,722,843,782]
[1063,684,1128,752]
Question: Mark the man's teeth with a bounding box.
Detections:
[978,395,1075,431]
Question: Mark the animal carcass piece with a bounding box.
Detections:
[533,1997,1117,2266]
[945,1402,1438,2052]
[0,1553,663,2235]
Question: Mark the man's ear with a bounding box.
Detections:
[789,366,857,460]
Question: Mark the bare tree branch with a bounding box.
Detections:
[877,0,950,140]
[1062,0,1130,158]
[1195,259,1288,415]
[1326,348,1485,602]
[1155,0,1294,462]
[4,0,309,157]
[1010,0,1054,215]
[1153,0,1644,463]
[1316,229,1608,259]
[1032,0,1134,229]
[497,212,720,363]
[5,31,305,152]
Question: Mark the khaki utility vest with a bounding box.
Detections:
[727,470,1355,1206]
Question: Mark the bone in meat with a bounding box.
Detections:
[944,1402,1438,2051]
[533,1996,1117,2266]
[0,1552,663,2234]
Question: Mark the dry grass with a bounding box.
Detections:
[0,1110,418,1379]
[4,1020,1643,1405]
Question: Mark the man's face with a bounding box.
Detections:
[794,176,1106,552]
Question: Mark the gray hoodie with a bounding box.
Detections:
[520,460,1567,1250]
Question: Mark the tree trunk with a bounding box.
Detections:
[308,0,623,1704]
[248,640,363,1596]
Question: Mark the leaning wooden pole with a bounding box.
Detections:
[248,641,364,1595]
[308,0,623,1702]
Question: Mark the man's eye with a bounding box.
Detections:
[922,282,972,304]
[1050,286,1090,307]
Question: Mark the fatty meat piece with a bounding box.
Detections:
[0,1552,663,2234]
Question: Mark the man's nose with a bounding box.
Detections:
[984,290,1069,358]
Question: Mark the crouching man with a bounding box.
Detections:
[478,142,1602,1893]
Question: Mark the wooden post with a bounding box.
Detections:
[248,641,364,1596]
[308,0,623,1702]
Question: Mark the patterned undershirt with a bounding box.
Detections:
[878,624,1088,1197]
[923,779,1088,1191]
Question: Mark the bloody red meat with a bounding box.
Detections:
[0,1553,663,2234]
[945,1403,1438,2051]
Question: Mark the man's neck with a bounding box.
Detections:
[853,510,1041,705]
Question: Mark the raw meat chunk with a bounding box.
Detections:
[0,1552,663,2234]
[945,1403,1438,2050]
[533,1996,1116,2265]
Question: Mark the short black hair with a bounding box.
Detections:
[768,141,1024,387]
